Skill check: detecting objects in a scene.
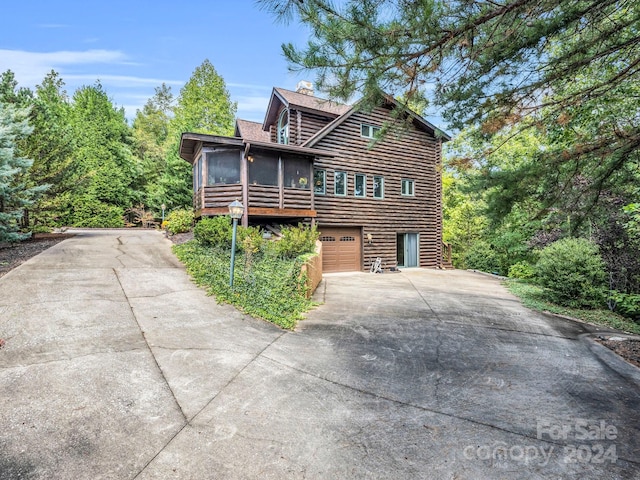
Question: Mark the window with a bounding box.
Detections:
[373,175,384,199]
[354,174,366,197]
[206,150,240,185]
[193,154,203,191]
[361,124,381,139]
[334,171,347,196]
[248,153,278,186]
[314,169,326,195]
[277,108,289,145]
[401,179,415,196]
[284,155,310,189]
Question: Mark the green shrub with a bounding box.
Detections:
[30,224,52,234]
[463,241,501,274]
[71,196,124,227]
[172,241,315,329]
[194,216,264,252]
[508,261,535,279]
[165,209,194,234]
[275,224,319,259]
[238,226,264,253]
[608,291,640,321]
[194,216,232,247]
[535,237,606,308]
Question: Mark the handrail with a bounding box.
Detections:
[442,241,452,264]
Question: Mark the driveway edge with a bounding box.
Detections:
[579,333,640,388]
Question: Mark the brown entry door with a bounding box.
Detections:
[319,227,362,272]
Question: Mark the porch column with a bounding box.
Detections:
[241,150,249,227]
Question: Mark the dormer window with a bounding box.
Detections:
[277,108,289,144]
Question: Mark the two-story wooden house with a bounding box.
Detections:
[179,82,450,272]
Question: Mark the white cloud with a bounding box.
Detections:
[0,48,128,85]
[36,24,69,29]
[64,74,183,87]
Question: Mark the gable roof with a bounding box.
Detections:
[235,119,270,143]
[302,94,451,148]
[262,87,351,131]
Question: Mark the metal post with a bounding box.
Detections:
[230,217,238,287]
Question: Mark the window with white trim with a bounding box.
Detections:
[277,108,289,144]
[334,171,347,196]
[401,179,415,196]
[360,124,381,139]
[354,174,366,197]
[373,175,384,199]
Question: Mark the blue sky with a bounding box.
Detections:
[0,0,311,122]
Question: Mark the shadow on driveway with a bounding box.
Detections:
[0,231,638,479]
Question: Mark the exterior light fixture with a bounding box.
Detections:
[228,199,245,287]
[161,203,166,223]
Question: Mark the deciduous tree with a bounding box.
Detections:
[156,59,237,209]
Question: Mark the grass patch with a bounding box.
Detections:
[505,279,640,335]
[173,240,317,329]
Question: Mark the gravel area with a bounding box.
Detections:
[0,233,72,278]
[596,337,640,368]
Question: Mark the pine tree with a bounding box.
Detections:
[0,103,46,242]
[261,0,640,229]
[19,71,76,229]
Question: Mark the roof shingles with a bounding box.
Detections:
[236,119,270,143]
[274,88,351,116]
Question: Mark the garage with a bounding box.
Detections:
[319,227,362,273]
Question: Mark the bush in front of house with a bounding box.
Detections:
[194,216,263,252]
[164,208,194,234]
[172,240,314,329]
[275,223,319,259]
[194,216,232,247]
[535,237,606,308]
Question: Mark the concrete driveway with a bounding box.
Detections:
[0,229,638,479]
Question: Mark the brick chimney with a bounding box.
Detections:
[296,80,314,96]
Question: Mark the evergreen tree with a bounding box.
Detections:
[65,83,141,227]
[19,71,76,229]
[155,59,237,209]
[0,103,46,242]
[260,0,640,223]
[0,70,32,107]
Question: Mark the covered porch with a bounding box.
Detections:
[180,133,330,226]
